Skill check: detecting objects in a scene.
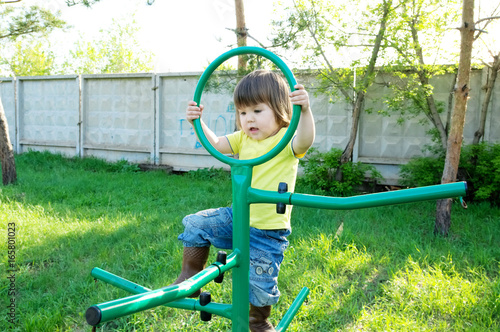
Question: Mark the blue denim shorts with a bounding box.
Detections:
[178,207,291,307]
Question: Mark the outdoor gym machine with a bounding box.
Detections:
[85,47,467,331]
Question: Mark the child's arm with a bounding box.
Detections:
[186,101,233,154]
[289,84,316,155]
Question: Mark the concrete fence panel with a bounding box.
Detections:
[483,68,500,143]
[157,73,235,171]
[81,73,155,163]
[0,78,16,152]
[0,68,498,184]
[16,76,80,156]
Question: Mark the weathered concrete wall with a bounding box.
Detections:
[81,73,155,163]
[0,69,498,184]
[0,78,16,148]
[16,75,80,156]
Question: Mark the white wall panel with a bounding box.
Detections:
[158,73,235,170]
[81,74,154,162]
[2,69,497,184]
[17,76,79,155]
[0,78,16,152]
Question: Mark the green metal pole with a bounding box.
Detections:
[86,251,239,326]
[248,182,467,210]
[276,287,310,332]
[90,267,232,319]
[231,165,253,332]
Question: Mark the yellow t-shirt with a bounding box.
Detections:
[226,128,305,230]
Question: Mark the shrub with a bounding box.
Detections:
[399,156,444,187]
[460,142,500,204]
[399,142,500,205]
[185,167,230,180]
[298,147,383,196]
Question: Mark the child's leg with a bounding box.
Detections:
[177,207,233,248]
[172,207,233,297]
[172,246,209,298]
[248,228,291,331]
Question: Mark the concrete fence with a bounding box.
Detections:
[1,69,498,184]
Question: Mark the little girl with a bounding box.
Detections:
[174,70,315,331]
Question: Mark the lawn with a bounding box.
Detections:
[1,151,499,331]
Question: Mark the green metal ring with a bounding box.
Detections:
[192,46,301,167]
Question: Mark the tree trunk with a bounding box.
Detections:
[446,73,458,134]
[337,0,391,173]
[472,53,499,144]
[410,24,449,150]
[340,93,365,165]
[235,0,247,75]
[435,0,475,236]
[425,90,449,149]
[0,96,17,185]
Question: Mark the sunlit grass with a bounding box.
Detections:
[0,151,498,331]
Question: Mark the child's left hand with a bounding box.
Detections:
[289,84,311,113]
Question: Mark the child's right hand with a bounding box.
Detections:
[186,101,204,125]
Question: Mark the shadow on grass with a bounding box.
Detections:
[1,153,233,331]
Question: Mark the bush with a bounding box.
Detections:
[399,156,444,187]
[399,142,500,205]
[298,147,383,196]
[460,142,500,204]
[185,167,230,180]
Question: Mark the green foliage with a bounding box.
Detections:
[382,66,453,117]
[271,0,390,104]
[3,38,58,76]
[271,0,463,155]
[1,6,153,76]
[460,142,500,204]
[378,0,461,149]
[399,156,445,188]
[0,5,67,76]
[0,5,66,41]
[62,16,153,74]
[299,147,383,196]
[185,167,230,181]
[399,142,500,205]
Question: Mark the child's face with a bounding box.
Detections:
[238,103,280,140]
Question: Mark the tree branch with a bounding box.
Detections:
[475,15,500,25]
[225,28,267,48]
[298,0,351,101]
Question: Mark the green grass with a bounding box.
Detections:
[1,151,499,331]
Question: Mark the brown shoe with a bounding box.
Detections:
[171,246,210,297]
[249,304,276,332]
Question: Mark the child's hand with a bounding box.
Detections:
[186,101,204,125]
[289,84,311,112]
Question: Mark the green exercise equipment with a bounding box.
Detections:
[85,47,467,331]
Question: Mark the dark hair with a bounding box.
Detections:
[233,70,292,130]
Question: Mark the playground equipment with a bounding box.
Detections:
[85,47,467,331]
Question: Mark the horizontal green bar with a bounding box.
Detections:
[87,250,239,325]
[248,182,466,210]
[276,287,310,332]
[291,182,466,210]
[91,267,232,319]
[247,188,291,204]
[92,267,150,293]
